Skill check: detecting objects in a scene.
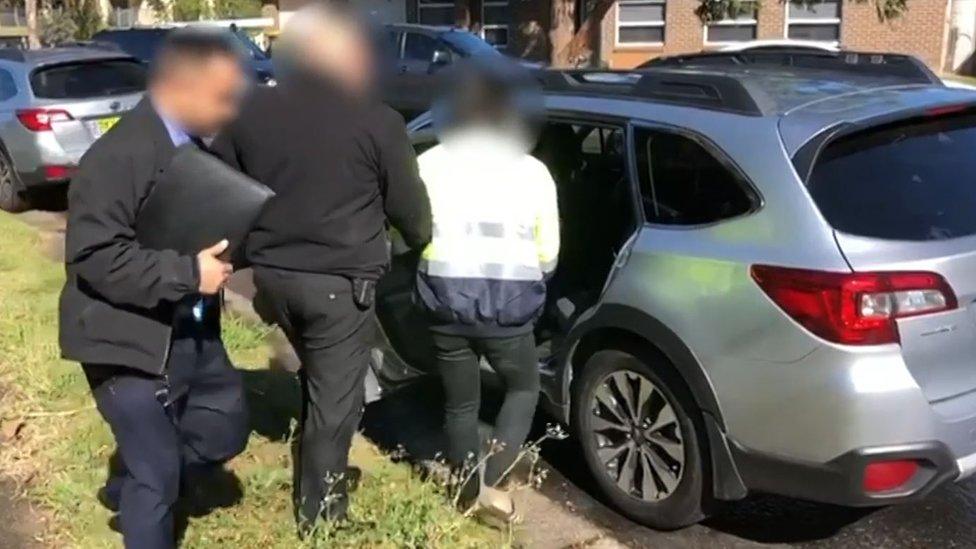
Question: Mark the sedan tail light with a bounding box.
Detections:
[750,265,957,345]
[16,108,73,131]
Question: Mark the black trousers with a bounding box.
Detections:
[432,332,540,494]
[84,316,249,549]
[252,267,374,526]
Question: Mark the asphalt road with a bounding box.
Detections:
[11,209,976,548]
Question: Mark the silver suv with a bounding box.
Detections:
[374,50,976,529]
[0,47,145,212]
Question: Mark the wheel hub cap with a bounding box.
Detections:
[590,370,684,502]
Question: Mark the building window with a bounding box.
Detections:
[483,0,510,49]
[786,0,841,43]
[617,0,667,46]
[417,0,455,26]
[705,1,758,43]
[415,0,509,50]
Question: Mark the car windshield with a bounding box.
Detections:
[232,29,268,60]
[441,31,499,57]
[808,110,976,241]
[30,59,147,99]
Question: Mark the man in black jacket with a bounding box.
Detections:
[212,5,431,530]
[59,30,249,548]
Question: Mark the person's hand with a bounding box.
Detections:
[197,240,232,295]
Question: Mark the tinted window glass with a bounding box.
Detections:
[787,24,840,41]
[0,69,17,101]
[232,29,267,60]
[636,129,755,225]
[404,33,438,62]
[31,60,146,99]
[809,112,976,241]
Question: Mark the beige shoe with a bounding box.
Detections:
[471,485,519,528]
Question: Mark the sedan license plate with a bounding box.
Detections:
[88,116,120,139]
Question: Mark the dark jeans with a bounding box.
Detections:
[84,316,249,549]
[252,267,374,527]
[432,332,540,495]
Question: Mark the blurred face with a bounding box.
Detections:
[153,54,245,137]
[306,25,375,94]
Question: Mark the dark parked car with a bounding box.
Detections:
[91,27,275,86]
[379,23,509,119]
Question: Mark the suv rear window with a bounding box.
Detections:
[30,59,146,99]
[809,112,976,241]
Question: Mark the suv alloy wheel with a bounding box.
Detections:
[0,150,27,213]
[573,348,708,529]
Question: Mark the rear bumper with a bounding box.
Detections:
[16,166,73,188]
[729,439,969,507]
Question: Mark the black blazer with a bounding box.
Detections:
[59,98,201,375]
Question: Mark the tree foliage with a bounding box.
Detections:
[38,0,101,45]
[213,0,262,19]
[39,5,75,45]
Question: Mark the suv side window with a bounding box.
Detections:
[0,69,17,101]
[404,32,438,62]
[635,128,755,225]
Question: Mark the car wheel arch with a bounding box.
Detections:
[560,303,750,502]
[564,304,723,427]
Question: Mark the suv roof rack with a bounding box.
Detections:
[536,69,765,116]
[641,49,942,86]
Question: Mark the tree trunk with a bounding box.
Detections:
[454,0,472,29]
[548,0,576,67]
[564,0,614,67]
[25,0,39,49]
[550,0,614,68]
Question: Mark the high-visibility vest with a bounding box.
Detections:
[415,142,560,332]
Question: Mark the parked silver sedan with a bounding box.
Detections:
[0,47,145,212]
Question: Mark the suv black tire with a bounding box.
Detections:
[0,149,27,213]
[572,347,708,530]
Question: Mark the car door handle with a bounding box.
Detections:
[399,65,408,74]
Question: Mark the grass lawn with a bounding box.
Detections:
[0,212,505,548]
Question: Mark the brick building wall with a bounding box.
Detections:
[274,0,954,72]
[601,0,950,70]
[841,1,949,70]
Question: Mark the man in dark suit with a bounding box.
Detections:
[59,30,249,549]
[212,5,431,531]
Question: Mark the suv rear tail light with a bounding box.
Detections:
[16,108,73,131]
[750,265,957,345]
[863,460,918,493]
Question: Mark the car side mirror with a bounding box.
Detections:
[431,49,450,67]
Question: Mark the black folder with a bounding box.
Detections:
[136,144,274,260]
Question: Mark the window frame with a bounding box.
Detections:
[630,121,764,229]
[417,0,456,26]
[482,0,510,49]
[543,110,645,238]
[615,0,667,48]
[415,0,510,50]
[704,1,759,46]
[784,0,842,46]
